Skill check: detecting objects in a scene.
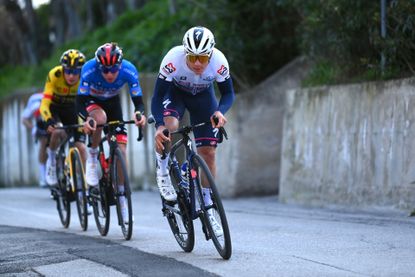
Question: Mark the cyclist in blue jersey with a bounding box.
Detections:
[151,26,235,236]
[76,42,146,222]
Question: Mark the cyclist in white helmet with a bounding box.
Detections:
[151,26,235,236]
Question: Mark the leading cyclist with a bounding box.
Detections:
[76,42,146,223]
[151,26,235,236]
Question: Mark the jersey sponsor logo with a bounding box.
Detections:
[124,68,137,78]
[79,87,88,94]
[217,65,228,76]
[63,87,69,93]
[195,30,202,40]
[202,76,215,81]
[131,88,142,96]
[162,99,171,109]
[131,83,138,88]
[82,81,89,86]
[162,63,176,74]
[213,128,219,138]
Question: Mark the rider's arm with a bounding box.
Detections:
[76,94,89,120]
[151,75,171,128]
[39,72,55,124]
[216,76,235,114]
[76,66,92,121]
[131,96,145,114]
[120,60,146,115]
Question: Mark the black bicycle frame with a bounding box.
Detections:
[168,129,204,220]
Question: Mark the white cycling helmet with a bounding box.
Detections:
[183,26,215,55]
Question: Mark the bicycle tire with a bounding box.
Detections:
[165,164,195,252]
[92,145,110,236]
[72,148,88,231]
[112,147,133,240]
[56,147,70,228]
[191,154,232,259]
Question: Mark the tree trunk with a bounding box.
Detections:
[23,0,38,64]
[51,0,65,46]
[63,0,82,39]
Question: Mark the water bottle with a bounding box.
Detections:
[181,162,188,179]
[180,161,189,189]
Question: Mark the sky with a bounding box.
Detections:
[32,0,50,8]
[17,0,50,9]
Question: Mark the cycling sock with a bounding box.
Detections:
[89,147,98,160]
[118,185,126,209]
[39,163,46,183]
[156,151,169,175]
[118,184,125,193]
[47,148,56,163]
[202,188,213,206]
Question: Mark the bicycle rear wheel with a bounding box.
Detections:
[56,148,70,228]
[72,149,88,231]
[191,154,232,259]
[92,146,110,236]
[164,164,194,252]
[112,148,133,240]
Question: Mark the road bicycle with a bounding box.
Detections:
[89,115,143,240]
[149,116,232,259]
[50,124,88,231]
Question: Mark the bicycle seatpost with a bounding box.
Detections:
[135,112,143,142]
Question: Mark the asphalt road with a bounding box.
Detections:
[0,188,414,277]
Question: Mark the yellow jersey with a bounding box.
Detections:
[39,66,80,122]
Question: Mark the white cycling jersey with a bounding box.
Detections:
[158,45,230,95]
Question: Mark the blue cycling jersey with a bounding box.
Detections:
[78,59,143,100]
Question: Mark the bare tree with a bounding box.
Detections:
[23,0,38,64]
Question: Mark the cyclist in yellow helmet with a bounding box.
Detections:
[40,49,87,186]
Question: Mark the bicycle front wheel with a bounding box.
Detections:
[72,148,88,231]
[191,154,232,259]
[91,146,110,236]
[56,148,70,228]
[165,165,194,252]
[112,148,133,240]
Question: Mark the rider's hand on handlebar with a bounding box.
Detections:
[46,118,57,134]
[83,117,96,135]
[133,111,147,127]
[155,126,170,153]
[211,111,227,128]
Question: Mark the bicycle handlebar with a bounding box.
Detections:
[148,114,228,159]
[58,116,144,142]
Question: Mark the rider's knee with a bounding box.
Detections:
[198,146,216,161]
[91,109,107,124]
[164,116,179,132]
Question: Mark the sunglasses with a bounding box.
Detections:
[64,68,81,75]
[100,65,120,74]
[186,54,210,64]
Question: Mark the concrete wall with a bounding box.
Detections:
[216,57,311,197]
[280,78,415,211]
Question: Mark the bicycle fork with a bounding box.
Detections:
[187,161,212,241]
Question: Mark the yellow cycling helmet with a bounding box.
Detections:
[60,49,86,69]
